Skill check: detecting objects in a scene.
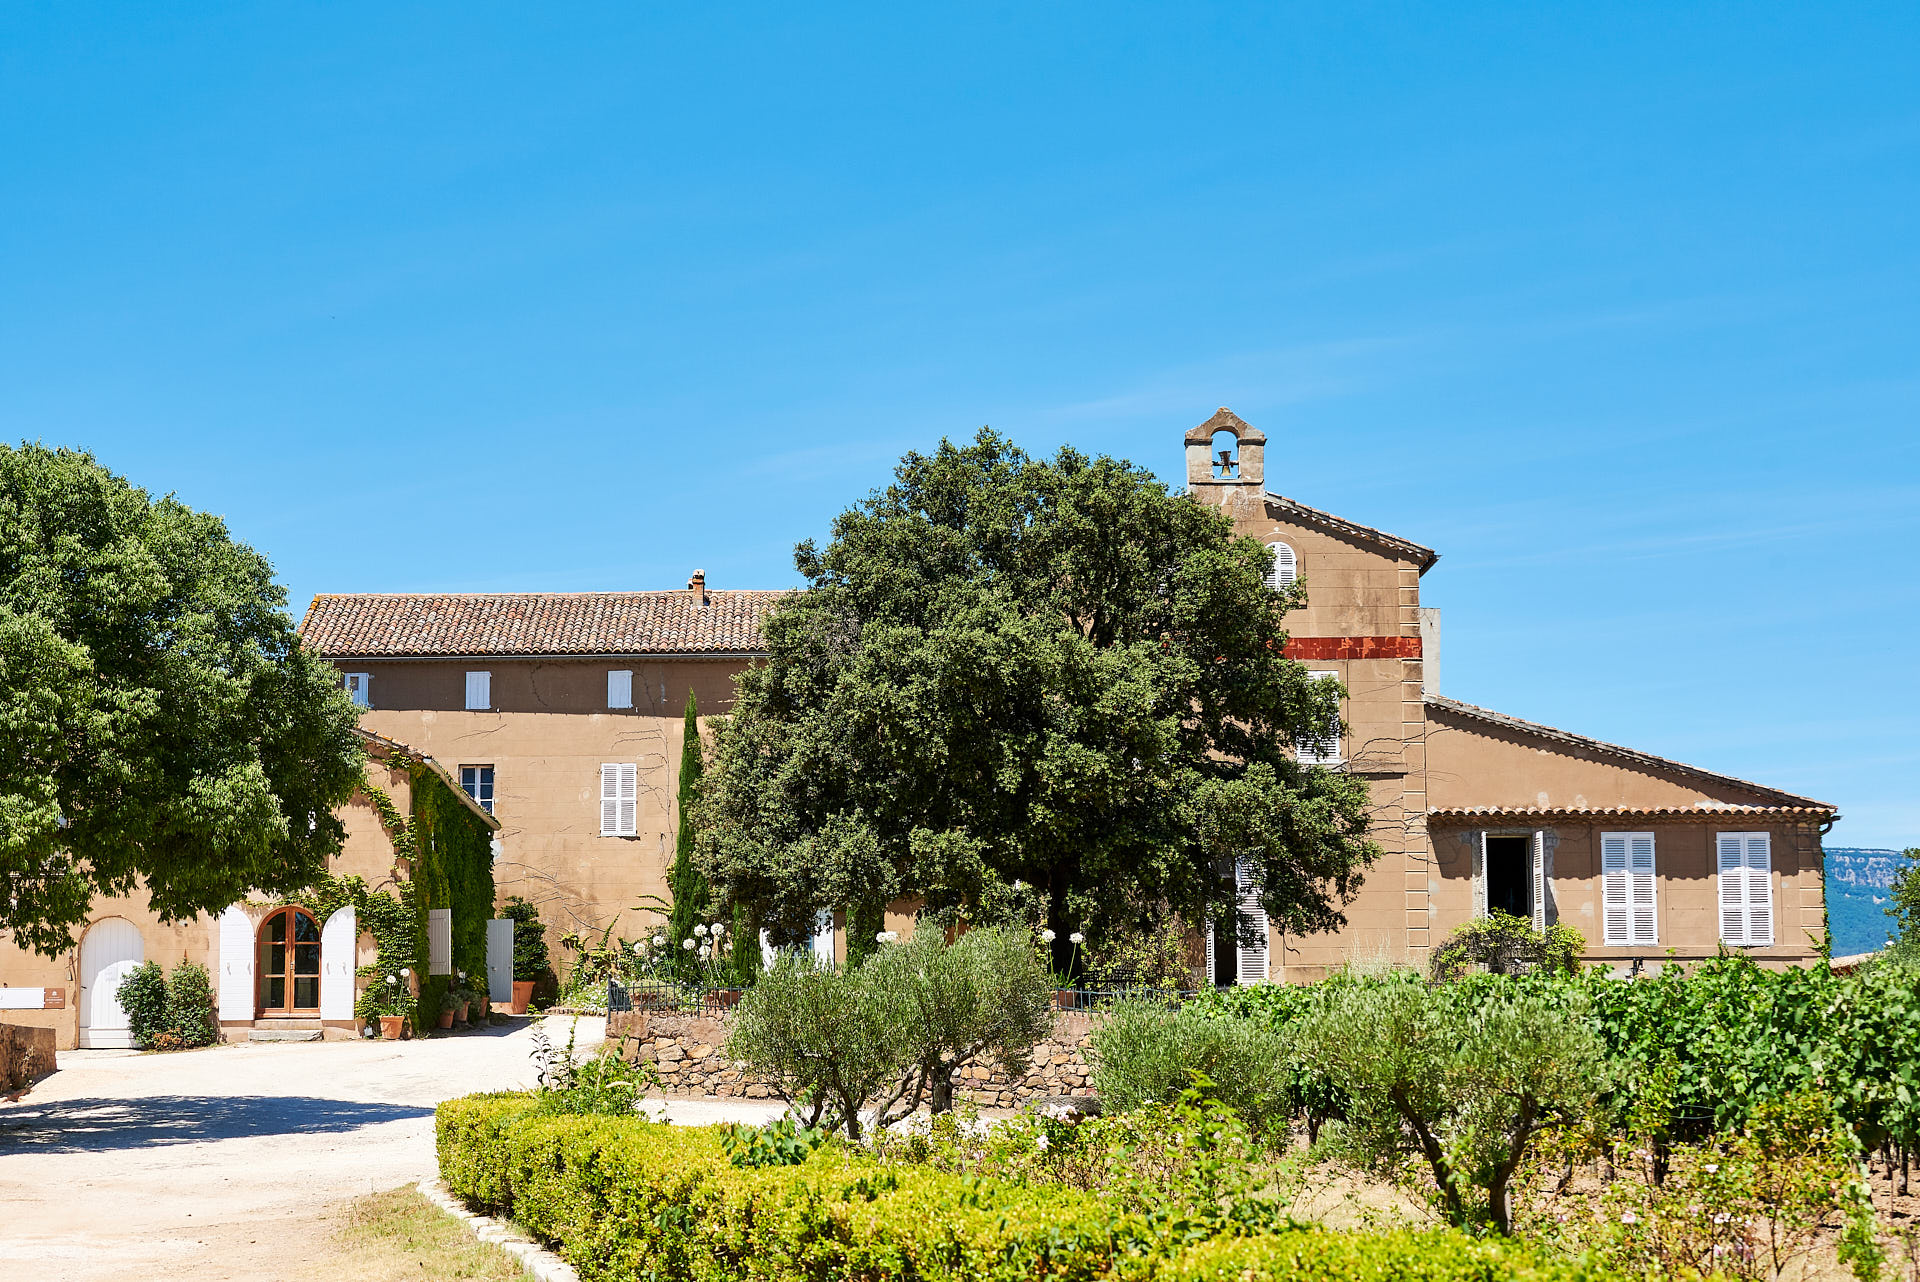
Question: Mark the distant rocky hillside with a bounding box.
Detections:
[1825,847,1916,957]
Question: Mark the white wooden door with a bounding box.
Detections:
[320,905,358,1020]
[78,918,144,1048]
[217,905,255,1021]
[486,918,514,1004]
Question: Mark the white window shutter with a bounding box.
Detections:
[1265,542,1297,589]
[1473,832,1488,919]
[345,673,371,708]
[600,764,620,836]
[1204,922,1215,984]
[618,763,638,836]
[1720,832,1773,947]
[1531,830,1546,931]
[427,908,452,975]
[1629,834,1657,945]
[1717,832,1747,945]
[465,671,491,710]
[608,669,633,709]
[1601,834,1630,945]
[217,905,255,1022]
[1235,859,1269,983]
[1745,834,1773,946]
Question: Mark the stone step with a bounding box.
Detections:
[247,1029,321,1043]
[253,1018,323,1030]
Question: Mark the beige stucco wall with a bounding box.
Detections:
[349,657,748,964]
[0,762,416,1049]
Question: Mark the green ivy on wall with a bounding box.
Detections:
[280,755,495,1031]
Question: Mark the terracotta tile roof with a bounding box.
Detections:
[301,591,784,659]
[1425,696,1835,812]
[1264,492,1440,571]
[1428,804,1836,823]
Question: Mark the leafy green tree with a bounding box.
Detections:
[503,896,550,982]
[1295,974,1603,1235]
[665,691,713,980]
[1887,850,1920,964]
[864,925,1055,1119]
[0,444,364,955]
[696,430,1378,959]
[724,953,907,1139]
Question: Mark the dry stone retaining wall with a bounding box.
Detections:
[608,1009,1099,1108]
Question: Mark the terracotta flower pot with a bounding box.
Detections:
[436,1009,455,1029]
[714,988,743,1009]
[456,1001,470,1024]
[1053,988,1076,1011]
[511,980,535,1014]
[378,1015,405,1040]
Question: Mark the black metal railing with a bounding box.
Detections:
[607,978,747,1018]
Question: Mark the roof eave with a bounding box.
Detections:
[1263,491,1440,572]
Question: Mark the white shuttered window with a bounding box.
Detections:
[465,671,491,710]
[1235,859,1269,983]
[1295,671,1342,765]
[600,763,638,836]
[344,673,371,708]
[1717,832,1774,947]
[1265,542,1298,589]
[1600,832,1658,946]
[608,670,633,709]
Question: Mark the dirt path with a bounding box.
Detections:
[0,1018,782,1281]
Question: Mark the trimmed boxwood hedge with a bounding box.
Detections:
[436,1093,1625,1282]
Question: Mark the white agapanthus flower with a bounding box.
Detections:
[1040,929,1057,943]
[634,941,646,955]
[682,938,697,951]
[709,921,724,935]
[1069,932,1085,944]
[653,934,665,946]
[876,930,899,943]
[694,924,708,937]
[399,967,411,978]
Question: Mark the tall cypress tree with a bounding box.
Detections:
[666,691,711,981]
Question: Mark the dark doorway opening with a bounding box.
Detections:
[1212,921,1238,987]
[1485,835,1532,920]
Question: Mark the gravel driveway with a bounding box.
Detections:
[0,1018,783,1281]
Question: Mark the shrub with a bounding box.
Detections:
[503,896,550,983]
[1428,911,1583,981]
[115,961,170,1048]
[1083,916,1194,990]
[1089,997,1294,1138]
[724,953,905,1138]
[1295,973,1603,1235]
[862,925,1055,1117]
[527,1017,651,1116]
[164,961,218,1048]
[435,1091,1630,1282]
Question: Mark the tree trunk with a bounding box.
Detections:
[930,1065,955,1114]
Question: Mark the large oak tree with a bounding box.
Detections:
[0,444,364,955]
[697,430,1378,961]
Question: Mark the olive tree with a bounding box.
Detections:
[1295,975,1603,1235]
[865,925,1055,1120]
[724,954,907,1139]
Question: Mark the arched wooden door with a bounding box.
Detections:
[79,918,145,1048]
[257,907,322,1016]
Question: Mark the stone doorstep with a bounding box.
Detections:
[246,1029,321,1042]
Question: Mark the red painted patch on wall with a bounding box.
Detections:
[1283,636,1422,660]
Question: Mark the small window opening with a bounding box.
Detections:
[1210,429,1239,478]
[1484,835,1532,919]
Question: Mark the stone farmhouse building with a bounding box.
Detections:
[0,410,1837,1046]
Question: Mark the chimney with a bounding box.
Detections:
[688,569,708,606]
[1419,607,1441,696]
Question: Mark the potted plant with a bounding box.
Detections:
[435,990,458,1030]
[375,969,412,1040]
[505,897,548,1015]
[452,971,472,1025]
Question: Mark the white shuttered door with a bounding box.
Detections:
[1235,859,1269,983]
[1602,832,1658,946]
[428,908,453,975]
[218,905,255,1021]
[320,905,357,1019]
[1717,832,1774,947]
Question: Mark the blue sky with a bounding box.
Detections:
[3,5,1916,847]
